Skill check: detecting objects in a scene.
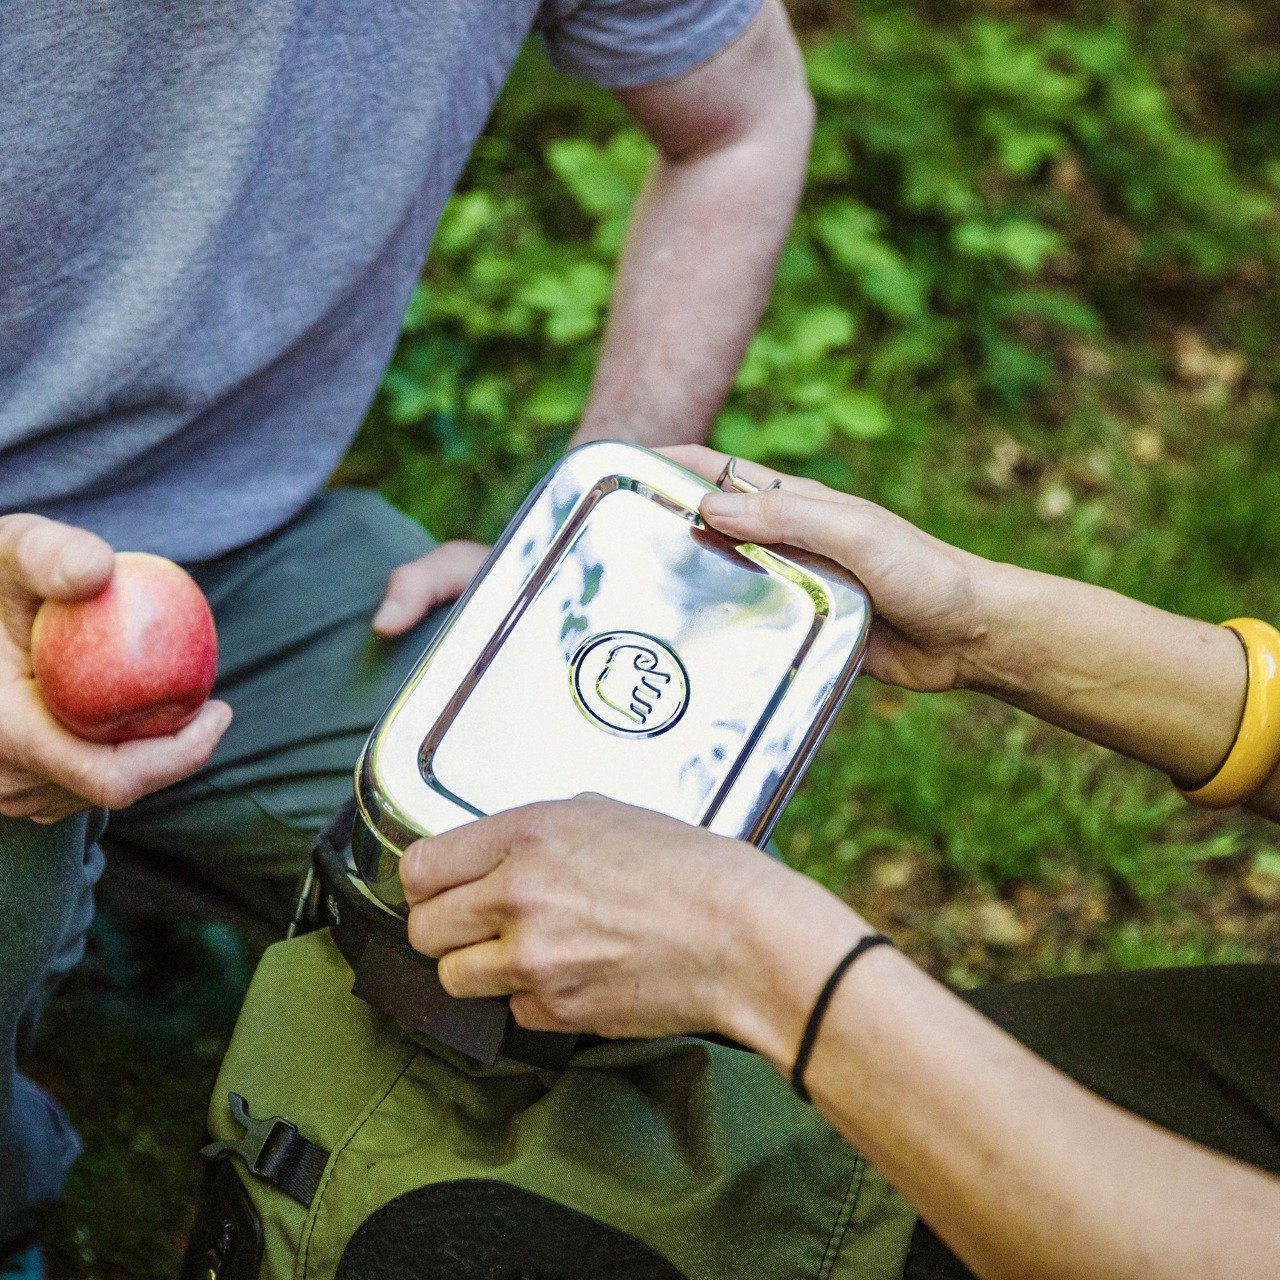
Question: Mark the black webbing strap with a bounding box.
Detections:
[201,1092,330,1208]
[300,801,580,1070]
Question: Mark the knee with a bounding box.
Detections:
[0,813,100,1016]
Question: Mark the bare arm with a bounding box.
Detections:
[962,564,1265,810]
[402,795,1280,1280]
[971,564,1280,819]
[573,0,814,447]
[668,446,1276,822]
[374,0,813,630]
[733,863,1280,1280]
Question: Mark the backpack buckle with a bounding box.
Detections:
[202,1093,297,1176]
[201,1093,331,1208]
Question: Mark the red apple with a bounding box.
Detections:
[31,552,218,744]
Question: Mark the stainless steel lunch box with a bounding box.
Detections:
[316,441,871,1065]
[352,440,872,906]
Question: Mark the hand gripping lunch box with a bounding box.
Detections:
[300,441,872,1067]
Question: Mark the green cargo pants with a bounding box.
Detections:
[0,488,447,1238]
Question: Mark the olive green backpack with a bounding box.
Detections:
[180,922,916,1280]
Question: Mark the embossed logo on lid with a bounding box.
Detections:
[569,631,689,738]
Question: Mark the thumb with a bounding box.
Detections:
[0,515,115,603]
[372,540,490,637]
[700,487,863,566]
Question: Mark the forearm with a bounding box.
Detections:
[725,872,1280,1280]
[960,558,1271,808]
[573,67,811,447]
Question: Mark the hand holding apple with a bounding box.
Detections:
[0,515,232,823]
[33,552,218,743]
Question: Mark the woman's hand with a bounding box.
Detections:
[400,793,857,1043]
[662,445,993,692]
[665,445,1270,815]
[401,795,760,1039]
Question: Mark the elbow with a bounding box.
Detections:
[758,73,815,194]
[757,49,815,177]
[790,76,817,149]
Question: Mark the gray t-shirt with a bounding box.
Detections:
[0,0,760,561]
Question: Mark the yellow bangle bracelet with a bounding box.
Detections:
[1179,618,1280,809]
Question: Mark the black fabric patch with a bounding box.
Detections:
[337,1179,689,1280]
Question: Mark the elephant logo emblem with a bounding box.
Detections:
[570,631,689,737]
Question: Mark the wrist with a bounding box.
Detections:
[710,856,873,1072]
[952,558,1047,698]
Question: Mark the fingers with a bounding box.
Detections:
[0,515,114,603]
[661,444,785,490]
[509,992,576,1034]
[24,697,232,811]
[406,877,503,958]
[658,444,830,501]
[100,700,234,805]
[436,938,517,1000]
[373,540,490,636]
[699,484,876,569]
[439,945,577,1033]
[400,817,511,905]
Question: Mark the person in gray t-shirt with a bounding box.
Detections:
[0,0,815,1261]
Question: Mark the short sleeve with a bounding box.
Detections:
[536,0,765,91]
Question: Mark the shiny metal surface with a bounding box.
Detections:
[354,441,872,909]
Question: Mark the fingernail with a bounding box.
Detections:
[60,542,111,585]
[400,840,427,890]
[701,492,747,519]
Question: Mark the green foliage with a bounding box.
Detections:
[348,2,1278,526]
[780,689,1244,898]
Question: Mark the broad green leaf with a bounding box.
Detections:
[546,132,652,221]
[814,200,929,319]
[774,236,823,287]
[433,191,496,259]
[716,410,832,460]
[525,376,587,427]
[953,219,1062,273]
[735,332,788,390]
[517,261,613,344]
[827,389,891,440]
[789,305,856,363]
[987,120,1065,178]
[401,283,432,333]
[464,374,509,426]
[805,36,866,102]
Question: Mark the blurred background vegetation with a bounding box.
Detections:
[35,0,1280,1274]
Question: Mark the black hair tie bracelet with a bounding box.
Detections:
[792,933,895,1103]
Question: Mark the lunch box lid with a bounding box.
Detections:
[353,441,871,909]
